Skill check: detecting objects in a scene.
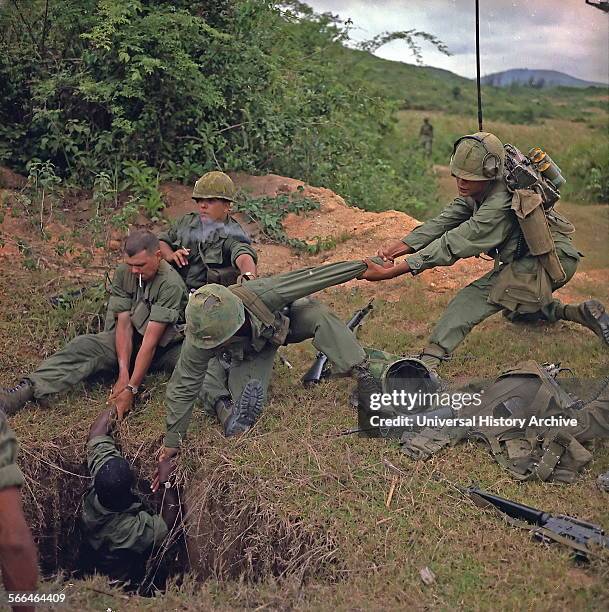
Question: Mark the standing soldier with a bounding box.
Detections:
[153,258,389,468]
[0,403,38,612]
[158,171,258,290]
[363,132,609,370]
[419,117,434,157]
[0,231,188,418]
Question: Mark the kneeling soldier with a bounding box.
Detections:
[157,259,386,465]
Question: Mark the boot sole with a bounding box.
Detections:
[583,300,609,346]
[225,380,264,436]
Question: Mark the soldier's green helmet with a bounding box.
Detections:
[186,284,245,349]
[192,171,237,202]
[450,131,505,181]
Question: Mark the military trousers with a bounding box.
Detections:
[28,331,182,398]
[429,250,579,356]
[201,297,366,414]
[420,137,432,157]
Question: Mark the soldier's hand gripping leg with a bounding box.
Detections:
[215,379,264,437]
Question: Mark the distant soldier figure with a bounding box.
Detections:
[158,171,258,290]
[0,231,188,419]
[364,132,609,370]
[0,403,38,612]
[80,408,180,591]
[419,117,434,157]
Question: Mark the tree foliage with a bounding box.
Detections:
[0,0,441,213]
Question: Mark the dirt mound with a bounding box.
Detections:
[1,169,604,305]
[230,172,493,299]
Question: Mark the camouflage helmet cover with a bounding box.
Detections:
[186,284,245,349]
[450,131,505,181]
[192,171,237,202]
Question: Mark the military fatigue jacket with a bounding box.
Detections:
[0,411,24,491]
[105,260,188,339]
[164,259,368,447]
[402,180,578,274]
[419,123,433,138]
[81,435,168,553]
[158,213,257,290]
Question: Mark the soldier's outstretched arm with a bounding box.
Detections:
[111,311,134,399]
[402,197,473,253]
[405,190,513,273]
[164,337,214,450]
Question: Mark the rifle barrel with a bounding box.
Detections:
[467,488,545,525]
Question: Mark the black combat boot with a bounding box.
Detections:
[352,362,382,411]
[559,300,609,346]
[217,379,264,437]
[0,379,34,415]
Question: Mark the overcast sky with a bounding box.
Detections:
[305,0,609,84]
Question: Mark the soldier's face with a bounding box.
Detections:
[125,249,161,281]
[455,177,491,200]
[195,197,231,223]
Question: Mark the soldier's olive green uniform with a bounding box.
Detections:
[419,121,433,157]
[0,411,24,491]
[164,260,369,448]
[81,435,168,577]
[28,260,187,399]
[402,180,580,356]
[158,213,257,291]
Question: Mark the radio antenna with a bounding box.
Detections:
[475,0,484,131]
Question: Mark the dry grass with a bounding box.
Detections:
[1,154,609,609]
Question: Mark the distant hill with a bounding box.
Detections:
[481,69,607,89]
[338,49,608,124]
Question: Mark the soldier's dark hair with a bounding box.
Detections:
[124,230,160,256]
[94,457,136,512]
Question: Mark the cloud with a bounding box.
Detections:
[305,0,609,83]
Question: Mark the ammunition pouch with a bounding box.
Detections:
[488,258,553,313]
[511,189,566,283]
[206,265,239,287]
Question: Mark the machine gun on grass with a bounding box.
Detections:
[463,486,609,559]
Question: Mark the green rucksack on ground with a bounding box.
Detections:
[400,360,606,483]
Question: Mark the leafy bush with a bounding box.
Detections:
[0,0,440,217]
[235,192,319,249]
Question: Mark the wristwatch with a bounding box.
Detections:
[241,272,255,280]
[126,383,139,395]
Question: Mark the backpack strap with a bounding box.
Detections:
[228,284,289,347]
[228,284,276,327]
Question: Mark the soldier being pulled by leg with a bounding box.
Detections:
[1,231,188,418]
[153,258,390,477]
[362,131,609,370]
